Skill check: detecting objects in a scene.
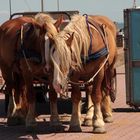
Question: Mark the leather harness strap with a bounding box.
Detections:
[82,14,109,63]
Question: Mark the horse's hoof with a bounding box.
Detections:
[83,118,92,126]
[7,117,25,126]
[68,125,82,132]
[104,116,113,123]
[93,127,106,134]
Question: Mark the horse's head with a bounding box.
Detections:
[34,13,63,72]
[48,32,75,94]
[21,21,47,65]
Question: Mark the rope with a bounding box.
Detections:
[68,54,109,86]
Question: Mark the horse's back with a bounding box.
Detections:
[0,17,35,36]
[0,16,35,67]
[89,15,117,37]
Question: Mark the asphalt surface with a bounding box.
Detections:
[0,64,140,140]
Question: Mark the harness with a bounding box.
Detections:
[17,24,42,71]
[68,15,116,102]
[81,47,108,63]
[82,14,108,63]
[69,16,109,84]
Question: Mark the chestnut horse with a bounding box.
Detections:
[0,14,62,131]
[46,14,117,133]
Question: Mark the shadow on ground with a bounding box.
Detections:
[113,107,140,112]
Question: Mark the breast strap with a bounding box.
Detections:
[81,47,108,63]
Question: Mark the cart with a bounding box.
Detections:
[0,10,86,114]
[124,8,140,109]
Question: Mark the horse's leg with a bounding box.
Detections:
[91,69,106,133]
[0,68,18,125]
[83,85,94,126]
[20,72,36,131]
[19,60,36,131]
[101,92,113,123]
[25,81,36,131]
[69,85,82,132]
[6,84,17,124]
[101,66,116,123]
[10,74,28,125]
[49,84,62,127]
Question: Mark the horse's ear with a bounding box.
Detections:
[22,23,36,38]
[23,23,33,33]
[66,32,74,47]
[23,23,41,37]
[54,15,63,31]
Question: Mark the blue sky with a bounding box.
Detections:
[0,0,140,24]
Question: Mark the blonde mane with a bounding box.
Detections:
[34,13,58,36]
[52,15,90,73]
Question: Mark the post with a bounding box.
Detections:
[41,0,44,12]
[133,0,137,8]
[9,0,12,17]
[57,0,59,11]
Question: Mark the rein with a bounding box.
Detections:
[20,24,48,85]
[20,24,32,72]
[20,24,42,73]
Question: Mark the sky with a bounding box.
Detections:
[0,0,140,24]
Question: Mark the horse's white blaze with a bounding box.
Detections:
[50,47,63,93]
[44,35,50,71]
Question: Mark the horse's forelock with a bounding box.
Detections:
[35,13,58,38]
[35,13,55,25]
[51,36,72,74]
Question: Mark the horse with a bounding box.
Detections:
[0,14,62,131]
[35,13,64,129]
[46,14,117,133]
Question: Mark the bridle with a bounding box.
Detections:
[19,23,50,85]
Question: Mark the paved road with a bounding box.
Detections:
[0,65,140,140]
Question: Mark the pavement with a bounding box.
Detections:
[0,62,140,140]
